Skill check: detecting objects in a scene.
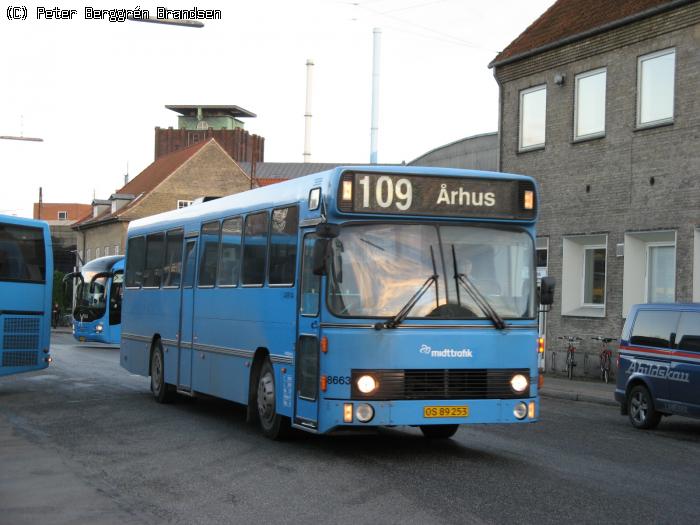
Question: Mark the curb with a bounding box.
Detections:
[540,389,618,407]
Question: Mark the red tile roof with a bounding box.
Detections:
[33,203,91,221]
[254,178,288,187]
[74,139,213,228]
[491,0,679,66]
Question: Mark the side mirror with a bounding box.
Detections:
[316,223,340,239]
[89,271,113,294]
[312,239,330,276]
[540,276,556,305]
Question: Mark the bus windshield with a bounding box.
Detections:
[327,223,534,320]
[74,272,108,322]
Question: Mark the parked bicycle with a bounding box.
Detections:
[592,336,616,384]
[558,336,582,380]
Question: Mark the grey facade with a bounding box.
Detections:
[493,2,700,376]
[409,132,498,171]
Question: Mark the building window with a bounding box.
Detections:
[114,244,119,256]
[637,49,675,127]
[86,248,91,262]
[95,247,101,259]
[104,246,109,256]
[694,229,700,302]
[519,84,546,151]
[561,234,607,317]
[582,247,606,305]
[177,200,193,209]
[622,231,676,316]
[57,211,68,220]
[574,68,606,139]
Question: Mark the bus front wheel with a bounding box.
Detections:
[419,425,459,439]
[150,342,174,404]
[256,360,290,439]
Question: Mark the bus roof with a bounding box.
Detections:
[0,214,51,232]
[128,166,538,236]
[81,255,124,273]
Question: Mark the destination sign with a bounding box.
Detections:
[337,172,536,220]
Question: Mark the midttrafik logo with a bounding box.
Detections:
[419,344,473,358]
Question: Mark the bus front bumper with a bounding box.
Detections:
[317,397,538,433]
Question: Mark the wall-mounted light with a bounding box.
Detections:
[554,73,566,86]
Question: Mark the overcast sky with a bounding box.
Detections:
[0,0,555,218]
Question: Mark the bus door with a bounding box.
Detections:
[177,237,198,392]
[295,234,321,428]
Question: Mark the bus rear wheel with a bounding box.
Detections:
[419,424,459,439]
[150,342,174,404]
[256,360,290,439]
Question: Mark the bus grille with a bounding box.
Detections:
[2,317,41,351]
[351,369,530,400]
[2,351,38,367]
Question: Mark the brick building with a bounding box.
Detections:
[155,105,264,163]
[73,139,252,264]
[490,0,700,376]
[32,202,91,273]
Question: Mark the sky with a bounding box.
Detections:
[0,0,555,218]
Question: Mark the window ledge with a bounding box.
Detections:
[634,119,674,132]
[572,133,605,144]
[562,306,606,318]
[517,144,545,154]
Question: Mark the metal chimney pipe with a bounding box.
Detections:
[370,28,381,164]
[303,59,314,163]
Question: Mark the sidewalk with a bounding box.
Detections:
[540,375,618,407]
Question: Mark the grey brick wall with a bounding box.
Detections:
[496,11,700,377]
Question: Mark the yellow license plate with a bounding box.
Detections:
[423,406,469,418]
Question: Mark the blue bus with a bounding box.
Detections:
[121,166,554,439]
[0,215,53,377]
[66,255,124,344]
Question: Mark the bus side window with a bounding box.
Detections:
[218,217,242,286]
[143,233,165,288]
[182,241,197,288]
[242,212,269,286]
[300,235,320,316]
[125,236,146,288]
[163,229,184,287]
[198,221,221,287]
[269,206,299,286]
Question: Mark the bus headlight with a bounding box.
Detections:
[514,402,528,420]
[96,323,104,333]
[510,374,528,393]
[356,375,378,394]
[356,403,374,423]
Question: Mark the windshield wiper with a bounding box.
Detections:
[375,246,440,330]
[451,245,506,330]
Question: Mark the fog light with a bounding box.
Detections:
[96,323,104,333]
[355,403,374,423]
[510,373,528,393]
[514,402,528,420]
[356,374,378,394]
[343,403,353,423]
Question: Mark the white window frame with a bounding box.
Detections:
[574,68,606,140]
[581,245,607,308]
[177,200,193,209]
[644,241,676,303]
[636,48,675,128]
[57,211,68,220]
[519,84,547,151]
[114,244,120,256]
[561,234,608,317]
[95,247,101,259]
[86,248,91,262]
[694,229,700,303]
[104,246,110,256]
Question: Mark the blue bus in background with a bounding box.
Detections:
[0,215,53,377]
[67,255,124,345]
[121,166,554,439]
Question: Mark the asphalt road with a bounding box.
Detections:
[1,332,699,525]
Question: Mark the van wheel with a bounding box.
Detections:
[419,425,459,439]
[150,342,174,404]
[256,360,290,439]
[628,385,660,429]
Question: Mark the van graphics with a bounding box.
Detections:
[626,360,689,383]
[419,344,473,358]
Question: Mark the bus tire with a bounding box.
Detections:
[150,341,174,404]
[255,360,290,439]
[627,384,660,429]
[419,424,459,439]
